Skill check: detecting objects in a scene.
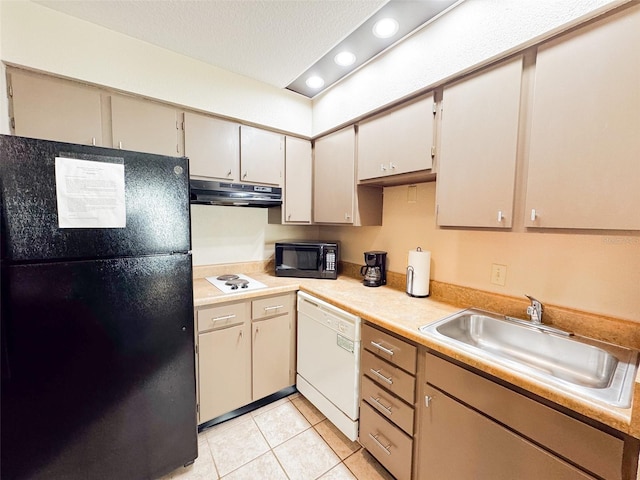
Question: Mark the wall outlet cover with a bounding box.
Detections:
[491,264,507,286]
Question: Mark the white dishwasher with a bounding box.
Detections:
[296,291,361,441]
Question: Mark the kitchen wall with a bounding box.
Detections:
[0,1,312,136]
[312,0,628,135]
[3,1,638,322]
[190,205,320,267]
[319,183,640,322]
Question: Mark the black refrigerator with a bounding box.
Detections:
[0,135,198,480]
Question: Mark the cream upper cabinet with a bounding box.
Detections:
[525,5,640,230]
[313,127,356,224]
[314,126,383,225]
[9,70,103,146]
[111,95,179,157]
[436,56,523,228]
[283,136,312,223]
[240,126,283,185]
[184,112,239,181]
[358,93,435,181]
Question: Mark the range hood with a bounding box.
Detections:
[190,179,282,207]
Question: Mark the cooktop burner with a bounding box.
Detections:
[225,278,249,290]
[205,274,268,294]
[217,274,239,281]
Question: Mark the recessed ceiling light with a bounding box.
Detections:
[334,51,357,67]
[372,18,399,38]
[286,1,460,97]
[305,76,325,89]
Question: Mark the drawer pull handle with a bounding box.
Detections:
[212,314,236,322]
[425,395,433,407]
[369,368,393,385]
[368,433,392,456]
[370,341,394,356]
[263,305,284,311]
[369,396,392,415]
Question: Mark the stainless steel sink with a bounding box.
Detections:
[419,309,639,408]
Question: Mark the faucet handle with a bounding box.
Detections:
[525,295,543,323]
[525,294,541,306]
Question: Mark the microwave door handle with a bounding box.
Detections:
[318,245,324,270]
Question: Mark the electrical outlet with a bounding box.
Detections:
[491,264,507,286]
[407,185,417,203]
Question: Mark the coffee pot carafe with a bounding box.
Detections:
[360,251,387,287]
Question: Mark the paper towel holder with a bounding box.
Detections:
[406,247,430,298]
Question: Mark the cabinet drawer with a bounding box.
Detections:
[363,324,417,374]
[359,402,413,480]
[362,349,415,404]
[362,376,414,435]
[197,303,246,333]
[252,294,291,320]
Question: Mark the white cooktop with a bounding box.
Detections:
[205,274,268,294]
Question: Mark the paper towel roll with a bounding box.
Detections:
[407,248,431,297]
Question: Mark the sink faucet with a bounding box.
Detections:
[525,295,543,324]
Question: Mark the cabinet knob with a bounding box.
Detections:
[345,213,351,220]
[531,209,537,222]
[92,137,96,146]
[227,169,232,177]
[380,164,387,172]
[243,171,248,179]
[118,141,122,149]
[425,395,433,407]
[389,162,396,170]
[497,211,504,222]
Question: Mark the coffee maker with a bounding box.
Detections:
[360,251,387,287]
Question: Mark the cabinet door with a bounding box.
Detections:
[184,112,239,181]
[417,385,594,480]
[111,95,179,156]
[525,5,640,229]
[198,323,251,423]
[358,94,435,181]
[252,314,291,401]
[313,127,355,223]
[9,70,103,146]
[435,56,523,228]
[240,126,283,185]
[283,136,312,223]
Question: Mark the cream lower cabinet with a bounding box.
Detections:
[196,302,251,424]
[524,4,640,230]
[359,324,417,480]
[435,56,523,228]
[196,293,295,424]
[8,69,104,146]
[417,352,631,480]
[313,126,382,225]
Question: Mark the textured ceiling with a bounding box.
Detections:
[33,0,388,89]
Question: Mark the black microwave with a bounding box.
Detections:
[275,241,339,279]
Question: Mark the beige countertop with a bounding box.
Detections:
[193,271,640,440]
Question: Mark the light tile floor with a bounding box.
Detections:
[160,393,394,480]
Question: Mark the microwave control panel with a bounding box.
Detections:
[325,249,337,271]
